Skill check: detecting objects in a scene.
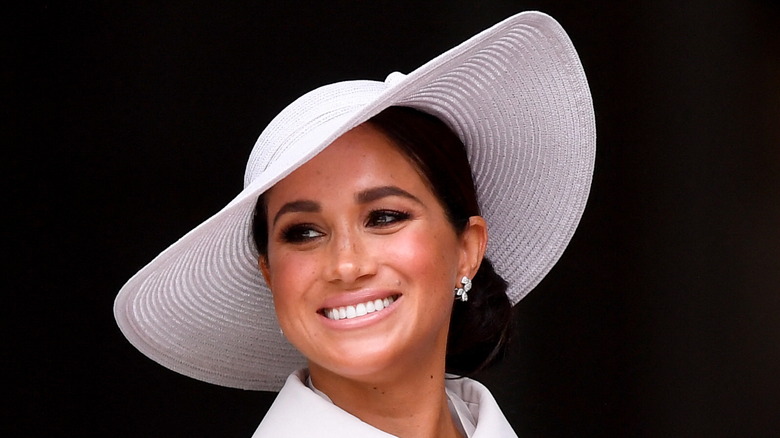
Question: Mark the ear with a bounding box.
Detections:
[458,216,488,279]
[258,256,272,288]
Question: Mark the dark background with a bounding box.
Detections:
[7,1,780,436]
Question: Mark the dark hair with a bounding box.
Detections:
[252,106,513,376]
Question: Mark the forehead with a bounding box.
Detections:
[264,124,430,204]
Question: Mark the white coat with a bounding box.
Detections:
[252,369,518,437]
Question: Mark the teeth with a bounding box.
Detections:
[325,295,396,321]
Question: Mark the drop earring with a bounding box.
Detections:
[454,276,472,302]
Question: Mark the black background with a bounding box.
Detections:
[7,1,780,436]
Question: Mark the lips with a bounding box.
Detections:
[322,294,399,321]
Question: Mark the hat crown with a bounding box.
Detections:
[243,80,388,189]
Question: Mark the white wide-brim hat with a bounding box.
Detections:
[114,11,595,391]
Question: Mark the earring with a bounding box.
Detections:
[454,276,472,302]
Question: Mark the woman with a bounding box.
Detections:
[114,11,595,437]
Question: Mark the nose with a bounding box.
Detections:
[326,229,376,284]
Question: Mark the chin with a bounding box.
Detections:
[315,346,402,381]
[311,339,445,385]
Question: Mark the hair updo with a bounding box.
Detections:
[252,106,513,376]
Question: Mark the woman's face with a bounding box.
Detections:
[260,123,484,383]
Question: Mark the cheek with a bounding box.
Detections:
[384,229,460,292]
[266,252,318,322]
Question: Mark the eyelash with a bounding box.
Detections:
[366,209,411,227]
[279,209,412,244]
[281,223,322,243]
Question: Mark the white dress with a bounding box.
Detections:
[252,369,518,437]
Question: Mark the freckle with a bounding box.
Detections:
[430,375,433,379]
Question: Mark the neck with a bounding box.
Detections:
[309,358,463,438]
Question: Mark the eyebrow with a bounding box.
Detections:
[272,200,320,226]
[271,186,421,226]
[356,185,422,205]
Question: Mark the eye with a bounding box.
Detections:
[281,224,324,243]
[366,209,411,228]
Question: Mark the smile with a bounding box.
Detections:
[322,295,399,321]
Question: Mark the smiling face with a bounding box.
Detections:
[259,123,484,384]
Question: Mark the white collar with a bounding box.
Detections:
[305,373,477,437]
[253,369,517,437]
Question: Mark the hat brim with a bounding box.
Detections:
[114,10,595,391]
